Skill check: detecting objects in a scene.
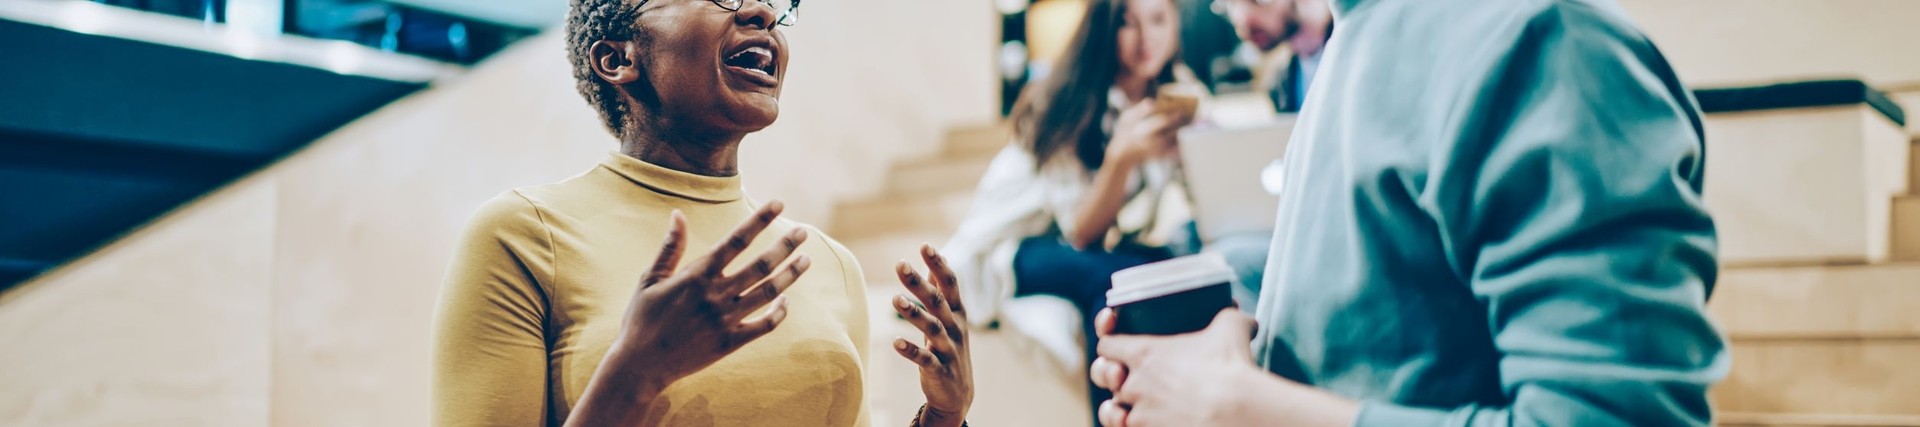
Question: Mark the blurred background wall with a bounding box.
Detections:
[1620,0,1920,87]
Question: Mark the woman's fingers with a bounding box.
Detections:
[724,227,808,290]
[895,262,948,317]
[1119,100,1156,122]
[1121,114,1166,143]
[1140,112,1173,131]
[729,295,790,346]
[897,261,963,345]
[1098,400,1130,427]
[893,294,956,358]
[898,259,960,319]
[728,255,810,320]
[641,211,689,287]
[918,245,966,317]
[702,201,785,276]
[893,337,941,369]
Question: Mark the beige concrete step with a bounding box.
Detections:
[1910,136,1919,192]
[942,122,1012,158]
[1709,263,1920,340]
[1719,412,1920,426]
[863,289,1087,427]
[882,151,996,196]
[1712,264,1920,418]
[827,192,975,242]
[1898,196,1920,262]
[1713,340,1920,417]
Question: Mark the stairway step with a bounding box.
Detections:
[1719,412,1920,426]
[1909,136,1918,192]
[1897,197,1920,262]
[827,192,976,241]
[882,151,997,196]
[942,123,1012,158]
[1713,340,1920,416]
[1710,263,1920,340]
[1703,105,1912,265]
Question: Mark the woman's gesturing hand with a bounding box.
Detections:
[892,245,974,427]
[612,201,813,393]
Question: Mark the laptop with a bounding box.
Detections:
[1177,116,1295,243]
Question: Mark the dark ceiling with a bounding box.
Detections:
[0,18,426,289]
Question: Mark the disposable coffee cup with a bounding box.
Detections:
[1106,253,1238,335]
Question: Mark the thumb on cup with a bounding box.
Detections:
[1094,308,1118,338]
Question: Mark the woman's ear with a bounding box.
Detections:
[590,40,642,85]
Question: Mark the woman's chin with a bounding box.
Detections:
[722,100,780,132]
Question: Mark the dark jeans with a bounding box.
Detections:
[1011,236,1171,427]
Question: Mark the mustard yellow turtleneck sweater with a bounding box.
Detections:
[432,152,871,427]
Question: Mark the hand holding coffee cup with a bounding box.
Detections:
[1090,253,1240,403]
[1108,102,1186,166]
[1091,255,1253,427]
[1105,253,1240,335]
[1090,309,1262,427]
[1152,84,1203,126]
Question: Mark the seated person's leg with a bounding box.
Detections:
[1011,236,1161,308]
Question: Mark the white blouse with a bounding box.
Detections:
[942,88,1191,326]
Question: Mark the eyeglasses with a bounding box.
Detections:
[636,0,800,26]
[711,0,801,26]
[1209,0,1276,18]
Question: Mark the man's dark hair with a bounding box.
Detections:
[566,0,647,136]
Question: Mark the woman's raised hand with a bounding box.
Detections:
[891,245,974,427]
[609,202,812,392]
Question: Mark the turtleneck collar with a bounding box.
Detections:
[599,152,745,203]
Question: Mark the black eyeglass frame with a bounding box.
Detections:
[635,0,802,26]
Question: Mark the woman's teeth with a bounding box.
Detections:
[726,47,775,75]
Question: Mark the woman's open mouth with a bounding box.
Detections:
[723,43,779,87]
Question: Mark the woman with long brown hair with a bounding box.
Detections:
[941,0,1203,423]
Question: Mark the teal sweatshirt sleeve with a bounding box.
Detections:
[1356,3,1729,426]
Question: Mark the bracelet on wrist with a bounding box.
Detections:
[910,404,968,427]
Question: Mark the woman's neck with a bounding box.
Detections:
[619,119,746,177]
[1114,73,1153,104]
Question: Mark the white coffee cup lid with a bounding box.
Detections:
[1107,253,1237,306]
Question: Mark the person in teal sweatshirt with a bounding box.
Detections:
[1085,0,1728,425]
